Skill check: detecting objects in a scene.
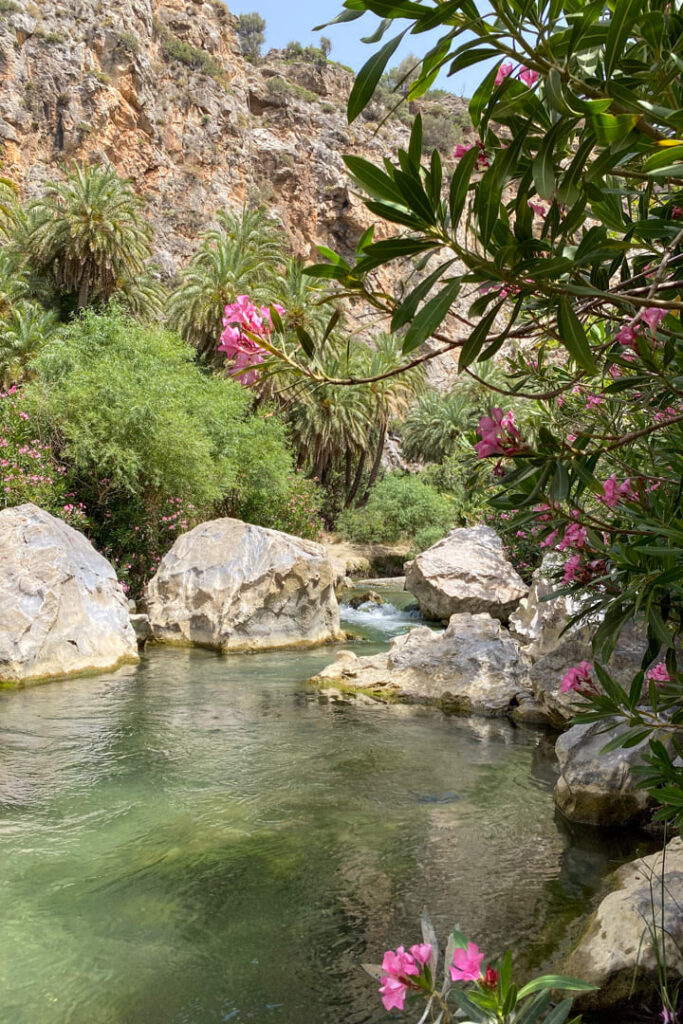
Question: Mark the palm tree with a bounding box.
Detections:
[169,206,288,359]
[0,300,56,387]
[25,162,156,312]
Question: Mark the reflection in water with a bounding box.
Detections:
[0,621,652,1024]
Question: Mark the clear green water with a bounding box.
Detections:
[0,596,652,1024]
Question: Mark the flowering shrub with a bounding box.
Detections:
[366,912,593,1022]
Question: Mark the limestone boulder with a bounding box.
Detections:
[554,720,657,826]
[311,612,538,718]
[508,555,587,658]
[405,526,528,623]
[0,503,138,684]
[565,838,683,1011]
[146,517,343,652]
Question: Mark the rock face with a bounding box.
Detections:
[311,612,538,718]
[554,720,657,826]
[0,0,472,390]
[405,526,528,623]
[508,555,585,657]
[146,517,343,651]
[0,503,138,684]
[565,837,683,1011]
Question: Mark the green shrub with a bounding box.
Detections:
[23,306,306,592]
[412,524,447,552]
[421,108,462,154]
[266,76,318,103]
[116,30,139,53]
[337,472,453,544]
[157,23,224,80]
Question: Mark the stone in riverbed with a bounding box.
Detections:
[311,611,535,718]
[0,503,138,684]
[564,837,683,1012]
[146,517,343,652]
[554,719,658,826]
[405,525,527,623]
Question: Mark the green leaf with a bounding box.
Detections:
[544,998,575,1024]
[343,155,402,203]
[517,975,598,1000]
[313,8,364,30]
[588,112,638,146]
[348,29,407,122]
[474,164,503,247]
[358,235,436,271]
[409,113,423,168]
[360,18,391,43]
[469,62,501,127]
[391,259,457,331]
[449,146,478,226]
[544,68,575,116]
[402,279,461,354]
[605,0,644,77]
[557,296,597,374]
[295,325,315,359]
[458,300,503,371]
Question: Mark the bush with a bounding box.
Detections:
[157,23,225,80]
[337,472,453,544]
[421,109,462,154]
[23,306,304,592]
[266,77,317,104]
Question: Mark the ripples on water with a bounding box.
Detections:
[0,593,653,1024]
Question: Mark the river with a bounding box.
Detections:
[0,588,652,1023]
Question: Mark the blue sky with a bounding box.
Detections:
[224,0,479,97]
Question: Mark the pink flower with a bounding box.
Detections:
[614,323,640,349]
[600,474,634,508]
[561,661,593,693]
[474,408,524,458]
[494,60,514,86]
[453,139,489,171]
[528,199,548,217]
[519,66,539,86]
[641,307,667,333]
[451,942,484,983]
[409,944,432,965]
[672,206,683,219]
[379,976,407,1012]
[381,946,419,979]
[540,529,559,549]
[557,523,588,551]
[647,663,671,686]
[562,554,581,583]
[586,394,603,409]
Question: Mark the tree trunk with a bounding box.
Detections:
[77,261,91,309]
[360,421,387,505]
[345,451,366,508]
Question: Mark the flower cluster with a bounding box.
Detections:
[453,139,490,171]
[494,60,540,87]
[218,295,285,386]
[379,943,432,1011]
[561,661,595,694]
[474,408,524,459]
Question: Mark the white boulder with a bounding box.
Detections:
[146,517,343,652]
[0,503,138,684]
[405,525,528,623]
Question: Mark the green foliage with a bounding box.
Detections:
[24,163,160,315]
[283,40,327,64]
[337,472,452,544]
[420,108,463,155]
[157,22,225,80]
[266,77,318,104]
[237,12,266,63]
[116,31,140,54]
[169,206,288,360]
[23,306,304,592]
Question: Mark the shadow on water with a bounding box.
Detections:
[0,598,653,1024]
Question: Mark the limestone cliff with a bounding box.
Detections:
[0,0,469,276]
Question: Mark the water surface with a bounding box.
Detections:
[0,597,652,1023]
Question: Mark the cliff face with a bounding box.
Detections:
[0,0,472,384]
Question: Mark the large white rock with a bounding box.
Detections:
[311,612,539,719]
[508,554,587,659]
[0,503,138,684]
[146,517,343,652]
[554,720,657,826]
[405,525,528,623]
[565,838,683,1011]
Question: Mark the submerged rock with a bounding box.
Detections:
[311,612,536,718]
[347,590,384,609]
[0,503,138,684]
[565,837,683,1011]
[405,525,527,623]
[146,517,343,652]
[130,613,152,646]
[554,720,657,826]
